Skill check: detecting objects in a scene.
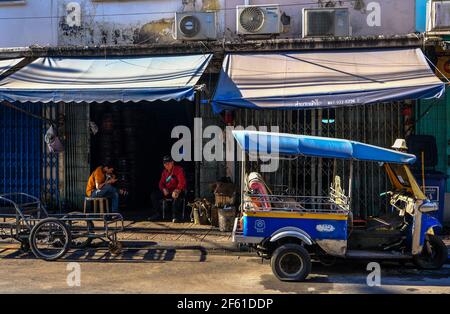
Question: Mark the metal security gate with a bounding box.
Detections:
[0,103,42,197]
[42,103,61,210]
[63,103,90,211]
[0,103,60,209]
[235,102,405,219]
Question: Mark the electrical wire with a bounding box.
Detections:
[0,0,410,21]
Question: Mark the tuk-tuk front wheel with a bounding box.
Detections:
[413,234,448,270]
[271,244,311,282]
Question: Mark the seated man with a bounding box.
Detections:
[150,155,186,222]
[86,163,120,213]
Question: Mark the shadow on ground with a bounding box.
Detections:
[253,258,450,293]
[0,241,208,264]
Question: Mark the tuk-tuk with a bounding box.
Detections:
[232,130,448,282]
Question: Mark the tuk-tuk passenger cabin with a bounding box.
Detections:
[232,130,447,282]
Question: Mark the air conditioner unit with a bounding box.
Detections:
[175,12,217,40]
[237,5,282,35]
[302,8,350,38]
[427,0,450,35]
[435,55,450,79]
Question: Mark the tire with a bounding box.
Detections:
[413,234,448,270]
[29,218,71,261]
[270,244,311,282]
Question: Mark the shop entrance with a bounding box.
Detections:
[90,101,195,216]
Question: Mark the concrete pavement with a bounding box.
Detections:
[116,220,237,252]
[111,220,450,257]
[0,248,448,293]
[2,219,448,257]
[0,220,449,293]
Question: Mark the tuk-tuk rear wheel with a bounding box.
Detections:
[271,244,311,282]
[413,234,448,270]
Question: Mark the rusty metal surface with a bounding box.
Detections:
[0,35,423,59]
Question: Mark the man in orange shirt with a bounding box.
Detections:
[86,163,120,213]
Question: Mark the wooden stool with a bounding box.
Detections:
[84,197,110,214]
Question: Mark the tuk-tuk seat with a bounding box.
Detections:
[245,172,306,211]
[366,214,404,231]
[247,172,272,210]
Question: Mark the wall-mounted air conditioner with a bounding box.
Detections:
[236,5,282,35]
[175,12,217,40]
[302,8,350,38]
[427,0,450,35]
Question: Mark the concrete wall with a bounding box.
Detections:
[0,0,416,48]
[225,0,416,38]
[0,0,58,47]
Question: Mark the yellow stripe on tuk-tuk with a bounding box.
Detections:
[244,211,348,220]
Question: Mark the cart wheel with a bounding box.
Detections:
[65,212,94,249]
[271,244,311,282]
[413,234,448,270]
[29,218,71,261]
[20,241,30,253]
[109,241,123,256]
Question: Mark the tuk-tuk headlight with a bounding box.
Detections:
[419,201,438,213]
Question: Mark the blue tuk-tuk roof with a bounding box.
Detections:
[232,130,416,164]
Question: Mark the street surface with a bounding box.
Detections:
[0,246,449,294]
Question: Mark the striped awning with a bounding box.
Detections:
[212,48,445,113]
[0,54,212,103]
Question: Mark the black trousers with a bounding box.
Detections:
[151,190,185,219]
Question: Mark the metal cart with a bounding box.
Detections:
[0,193,124,261]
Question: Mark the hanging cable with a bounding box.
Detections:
[1,101,56,125]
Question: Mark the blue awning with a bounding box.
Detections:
[0,54,212,103]
[212,48,445,113]
[233,130,417,164]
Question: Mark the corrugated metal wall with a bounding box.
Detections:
[63,103,90,211]
[198,95,227,198]
[0,103,42,197]
[416,86,450,192]
[235,102,405,218]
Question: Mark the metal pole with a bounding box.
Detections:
[318,109,323,196]
[240,150,246,211]
[195,92,201,198]
[348,160,353,208]
[421,151,426,193]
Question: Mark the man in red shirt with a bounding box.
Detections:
[150,155,186,222]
